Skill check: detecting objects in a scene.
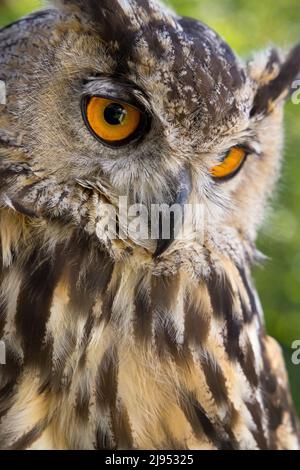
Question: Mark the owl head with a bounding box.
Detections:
[1,0,300,266]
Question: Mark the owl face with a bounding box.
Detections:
[2,0,300,259]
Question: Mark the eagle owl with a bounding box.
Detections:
[0,0,300,451]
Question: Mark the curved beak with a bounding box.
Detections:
[154,167,192,258]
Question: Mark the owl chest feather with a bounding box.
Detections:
[0,232,299,450]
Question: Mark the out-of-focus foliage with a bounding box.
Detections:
[0,0,300,414]
[0,0,40,25]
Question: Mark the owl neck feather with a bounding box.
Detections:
[0,212,298,450]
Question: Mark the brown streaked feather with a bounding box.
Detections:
[0,0,299,452]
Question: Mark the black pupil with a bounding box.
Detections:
[104,103,127,125]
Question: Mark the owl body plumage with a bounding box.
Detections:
[0,0,300,450]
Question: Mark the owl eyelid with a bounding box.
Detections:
[100,94,154,123]
[227,144,255,157]
[83,74,153,114]
[238,143,260,156]
[82,93,147,114]
[218,143,258,163]
[215,146,246,166]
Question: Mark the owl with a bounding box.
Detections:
[0,0,300,451]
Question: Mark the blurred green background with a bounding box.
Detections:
[1,0,300,415]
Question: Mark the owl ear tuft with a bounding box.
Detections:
[52,0,121,17]
[52,0,135,17]
[52,0,140,60]
[250,45,300,116]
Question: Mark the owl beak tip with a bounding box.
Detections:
[153,167,192,259]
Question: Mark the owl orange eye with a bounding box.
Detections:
[84,97,143,146]
[210,146,248,179]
